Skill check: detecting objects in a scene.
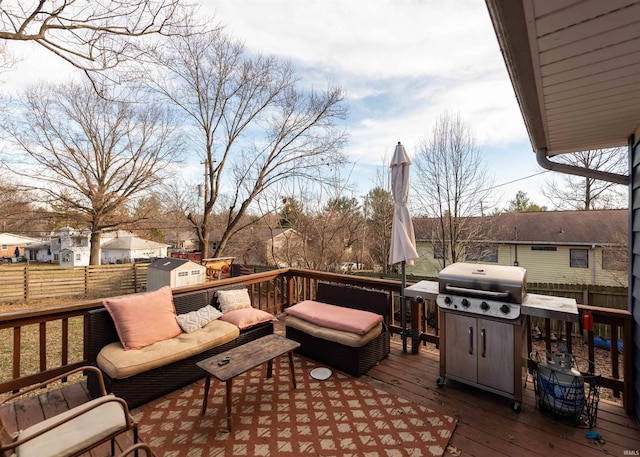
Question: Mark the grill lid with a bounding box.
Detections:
[438,262,527,304]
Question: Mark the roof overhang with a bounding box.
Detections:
[485,0,640,165]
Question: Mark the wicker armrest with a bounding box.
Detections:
[316,282,390,323]
[88,308,120,363]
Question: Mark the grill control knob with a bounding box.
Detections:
[444,296,452,305]
[480,301,489,311]
[461,299,470,308]
[500,304,510,314]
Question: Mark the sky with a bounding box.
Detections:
[201,0,552,211]
[1,0,553,212]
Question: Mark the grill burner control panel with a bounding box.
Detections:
[437,294,521,320]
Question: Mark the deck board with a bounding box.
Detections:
[1,324,638,456]
[366,340,639,457]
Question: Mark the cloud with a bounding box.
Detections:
[2,0,547,207]
[203,1,531,168]
[208,0,499,78]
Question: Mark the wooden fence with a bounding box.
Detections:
[0,266,629,309]
[527,282,628,309]
[0,264,149,302]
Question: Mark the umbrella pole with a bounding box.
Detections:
[401,260,407,353]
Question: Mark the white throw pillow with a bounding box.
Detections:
[216,288,252,313]
[176,305,223,333]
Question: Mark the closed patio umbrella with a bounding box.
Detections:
[389,141,418,353]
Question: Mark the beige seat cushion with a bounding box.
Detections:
[17,394,127,457]
[285,315,382,348]
[97,320,240,379]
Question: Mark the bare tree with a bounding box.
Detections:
[0,40,17,77]
[141,24,348,258]
[2,81,182,264]
[365,186,394,273]
[0,0,182,72]
[412,112,494,268]
[0,176,31,232]
[542,148,627,210]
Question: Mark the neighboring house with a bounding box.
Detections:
[56,227,91,267]
[0,233,40,259]
[222,226,305,267]
[165,230,200,252]
[146,257,206,291]
[100,231,170,264]
[23,241,52,263]
[411,210,627,287]
[23,228,169,265]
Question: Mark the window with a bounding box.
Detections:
[570,249,588,268]
[191,270,201,275]
[602,249,627,271]
[178,271,188,277]
[465,245,498,262]
[1,244,7,250]
[75,253,81,261]
[531,246,557,252]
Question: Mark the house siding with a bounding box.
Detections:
[410,242,627,287]
[631,132,640,423]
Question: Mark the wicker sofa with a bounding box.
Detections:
[285,282,390,377]
[87,286,274,409]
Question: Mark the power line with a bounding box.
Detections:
[478,170,550,193]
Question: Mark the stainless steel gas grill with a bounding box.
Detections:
[436,263,528,411]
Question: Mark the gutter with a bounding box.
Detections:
[536,148,628,185]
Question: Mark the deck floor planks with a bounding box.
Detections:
[1,326,638,457]
[365,344,638,457]
[367,369,570,457]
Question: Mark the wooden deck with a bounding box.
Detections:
[1,325,638,457]
[368,341,639,457]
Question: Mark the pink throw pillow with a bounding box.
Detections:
[103,286,182,350]
[219,308,276,329]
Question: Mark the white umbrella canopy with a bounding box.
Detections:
[388,141,418,353]
[389,142,418,266]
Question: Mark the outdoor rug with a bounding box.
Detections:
[133,355,457,456]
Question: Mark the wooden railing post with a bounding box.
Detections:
[12,327,20,385]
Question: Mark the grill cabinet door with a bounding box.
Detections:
[477,318,514,395]
[444,313,477,382]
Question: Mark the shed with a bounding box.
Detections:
[146,257,206,291]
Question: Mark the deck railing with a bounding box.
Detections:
[0,268,633,416]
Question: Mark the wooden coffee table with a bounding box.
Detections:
[196,333,300,431]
